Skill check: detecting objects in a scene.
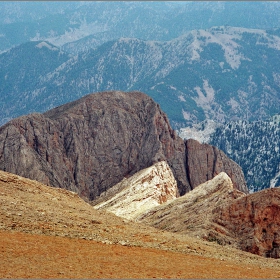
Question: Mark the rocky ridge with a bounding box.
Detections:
[0,90,248,201]
[93,161,179,219]
[134,171,280,258]
[135,172,245,235]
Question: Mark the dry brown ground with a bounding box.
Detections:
[1,230,280,279]
[1,170,280,279]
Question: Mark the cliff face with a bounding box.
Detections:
[185,139,248,194]
[213,187,280,258]
[0,91,248,200]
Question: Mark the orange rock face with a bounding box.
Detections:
[213,188,280,258]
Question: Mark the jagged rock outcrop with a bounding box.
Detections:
[136,172,246,235]
[137,171,280,259]
[0,90,248,200]
[186,139,248,194]
[213,187,280,258]
[93,161,179,219]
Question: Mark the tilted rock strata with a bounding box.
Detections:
[0,90,248,201]
[93,161,179,220]
[136,172,245,237]
[137,171,280,258]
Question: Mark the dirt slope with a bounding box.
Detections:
[0,170,280,278]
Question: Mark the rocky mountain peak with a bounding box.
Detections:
[0,90,248,201]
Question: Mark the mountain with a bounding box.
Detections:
[0,90,247,201]
[1,26,280,128]
[0,41,70,124]
[1,2,280,54]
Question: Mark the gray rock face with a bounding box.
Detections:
[0,91,248,200]
[185,139,248,194]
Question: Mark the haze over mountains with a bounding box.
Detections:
[0,1,280,128]
[1,26,280,129]
[1,1,280,53]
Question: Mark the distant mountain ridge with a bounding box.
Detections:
[1,2,280,54]
[1,26,280,128]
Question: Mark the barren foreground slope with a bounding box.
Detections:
[0,170,280,278]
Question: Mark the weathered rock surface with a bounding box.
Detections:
[185,139,248,193]
[137,172,280,258]
[93,161,179,219]
[213,187,280,258]
[0,90,248,200]
[136,172,246,236]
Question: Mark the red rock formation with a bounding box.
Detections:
[137,171,280,259]
[0,91,248,200]
[213,187,280,258]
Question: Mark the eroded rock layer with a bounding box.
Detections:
[93,161,179,219]
[137,172,280,259]
[136,172,246,236]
